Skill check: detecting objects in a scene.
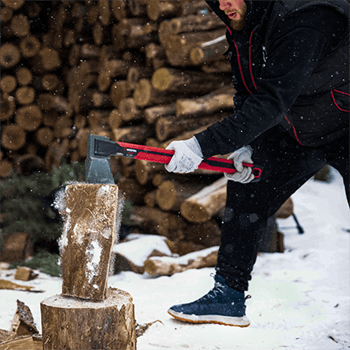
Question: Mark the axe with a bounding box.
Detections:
[86,134,262,184]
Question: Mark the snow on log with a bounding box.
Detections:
[144,246,219,276]
[60,183,119,301]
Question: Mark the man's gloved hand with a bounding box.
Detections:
[225,145,255,184]
[165,137,203,173]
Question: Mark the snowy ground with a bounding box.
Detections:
[0,167,349,350]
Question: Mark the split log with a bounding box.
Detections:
[0,280,42,293]
[130,206,187,241]
[156,180,206,212]
[61,184,119,301]
[176,85,234,116]
[0,43,21,69]
[144,246,219,276]
[14,267,38,281]
[1,125,26,151]
[152,67,230,95]
[180,176,228,223]
[110,80,132,108]
[0,335,42,350]
[41,288,136,350]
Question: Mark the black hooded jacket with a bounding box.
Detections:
[195,0,349,157]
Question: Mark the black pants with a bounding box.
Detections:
[216,126,349,292]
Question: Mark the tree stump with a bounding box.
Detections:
[41,288,136,350]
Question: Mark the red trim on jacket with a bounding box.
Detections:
[331,89,350,112]
[284,116,304,145]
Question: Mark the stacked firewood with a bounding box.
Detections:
[0,0,290,261]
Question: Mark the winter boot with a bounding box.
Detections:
[167,274,250,327]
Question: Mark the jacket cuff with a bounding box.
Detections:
[194,129,221,159]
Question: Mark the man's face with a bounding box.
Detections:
[218,0,247,31]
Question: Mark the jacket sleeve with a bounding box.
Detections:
[195,8,347,158]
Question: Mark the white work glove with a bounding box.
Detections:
[225,145,255,184]
[165,137,203,173]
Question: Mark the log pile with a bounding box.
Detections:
[1,0,290,266]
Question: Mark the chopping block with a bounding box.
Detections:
[41,183,136,350]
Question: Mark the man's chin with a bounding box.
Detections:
[230,19,245,31]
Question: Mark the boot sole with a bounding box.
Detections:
[167,309,250,327]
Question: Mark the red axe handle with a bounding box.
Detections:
[117,141,262,180]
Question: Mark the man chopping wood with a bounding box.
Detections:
[165,0,349,327]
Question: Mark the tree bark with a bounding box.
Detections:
[61,184,119,301]
[41,288,136,350]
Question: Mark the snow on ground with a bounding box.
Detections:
[0,167,349,350]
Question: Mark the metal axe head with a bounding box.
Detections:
[86,134,115,184]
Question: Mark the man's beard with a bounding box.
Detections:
[229,4,247,31]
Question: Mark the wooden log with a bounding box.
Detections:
[126,22,158,50]
[0,160,13,178]
[2,0,25,10]
[144,189,158,207]
[15,154,45,176]
[45,139,70,171]
[0,75,16,93]
[181,177,228,223]
[119,98,144,123]
[0,6,13,23]
[190,34,227,65]
[36,127,54,147]
[10,14,30,37]
[144,103,176,124]
[118,177,148,206]
[41,288,136,350]
[112,124,152,145]
[0,232,32,262]
[19,36,41,58]
[14,266,38,281]
[134,78,179,108]
[109,109,123,129]
[110,80,131,108]
[152,67,230,95]
[135,159,165,186]
[0,43,21,69]
[130,206,187,241]
[0,335,42,350]
[145,43,167,70]
[155,113,226,142]
[127,66,153,91]
[98,0,111,26]
[16,67,33,85]
[61,184,119,301]
[37,93,72,116]
[0,94,15,121]
[1,125,26,151]
[147,0,184,22]
[33,48,61,72]
[15,105,42,131]
[176,85,235,116]
[144,246,219,277]
[156,180,206,212]
[15,86,36,105]
[111,0,130,20]
[275,197,294,219]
